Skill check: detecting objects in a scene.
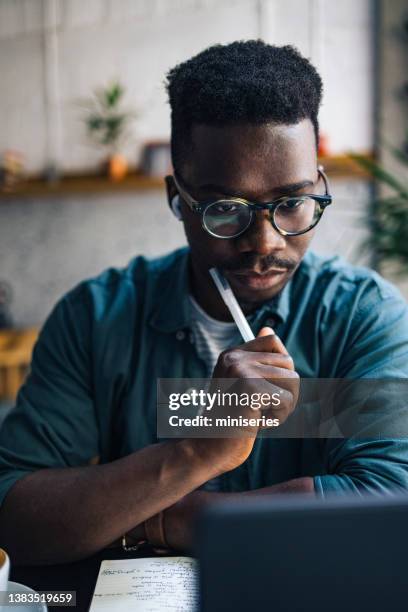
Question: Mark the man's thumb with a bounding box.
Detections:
[256,326,288,355]
[257,326,275,337]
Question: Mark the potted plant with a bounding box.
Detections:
[351,144,408,275]
[82,82,135,181]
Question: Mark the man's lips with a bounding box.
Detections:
[232,268,288,276]
[226,268,288,290]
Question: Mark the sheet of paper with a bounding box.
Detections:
[89,556,198,612]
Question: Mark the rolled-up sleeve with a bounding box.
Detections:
[0,287,99,505]
[314,278,408,497]
[315,439,408,495]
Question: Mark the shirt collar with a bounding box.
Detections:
[149,247,292,333]
[149,248,191,332]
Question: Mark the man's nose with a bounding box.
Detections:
[236,211,286,255]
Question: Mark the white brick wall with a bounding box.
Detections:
[0,30,47,171]
[0,0,375,173]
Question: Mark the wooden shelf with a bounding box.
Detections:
[318,154,373,178]
[0,172,165,199]
[0,154,373,200]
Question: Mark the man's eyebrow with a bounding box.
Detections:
[196,180,315,198]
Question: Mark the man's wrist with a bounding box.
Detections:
[164,490,225,551]
[144,511,169,550]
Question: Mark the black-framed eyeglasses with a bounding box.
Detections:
[172,166,332,239]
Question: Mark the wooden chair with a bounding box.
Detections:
[0,328,39,402]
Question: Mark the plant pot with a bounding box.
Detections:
[107,154,128,181]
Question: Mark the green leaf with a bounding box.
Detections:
[86,116,103,131]
[390,146,408,166]
[380,139,408,166]
[105,83,123,108]
[349,153,408,198]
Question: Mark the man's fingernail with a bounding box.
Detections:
[263,326,276,336]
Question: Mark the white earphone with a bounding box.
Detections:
[171,194,183,220]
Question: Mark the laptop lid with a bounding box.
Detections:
[197,494,408,612]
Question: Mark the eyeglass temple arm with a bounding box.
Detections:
[318,165,330,197]
[172,173,199,211]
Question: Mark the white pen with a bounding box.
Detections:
[209,267,274,342]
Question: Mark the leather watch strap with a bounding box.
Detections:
[144,511,169,549]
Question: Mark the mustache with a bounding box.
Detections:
[219,254,298,274]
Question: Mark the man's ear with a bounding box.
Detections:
[165,175,183,221]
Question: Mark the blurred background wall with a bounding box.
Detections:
[0,0,374,174]
[0,0,406,328]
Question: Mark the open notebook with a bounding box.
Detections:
[89,556,198,611]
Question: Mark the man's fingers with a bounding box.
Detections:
[244,382,297,428]
[256,366,300,403]
[219,365,299,404]
[255,352,294,370]
[217,349,294,376]
[240,329,289,356]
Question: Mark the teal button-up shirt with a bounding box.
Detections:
[1,247,408,501]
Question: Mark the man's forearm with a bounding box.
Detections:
[0,440,217,565]
[165,476,315,551]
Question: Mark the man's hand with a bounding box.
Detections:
[164,477,314,551]
[184,327,299,475]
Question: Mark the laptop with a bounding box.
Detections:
[197,494,408,612]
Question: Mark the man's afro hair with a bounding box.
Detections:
[166,40,323,168]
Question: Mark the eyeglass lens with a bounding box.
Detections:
[203,201,251,237]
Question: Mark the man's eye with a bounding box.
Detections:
[284,198,304,208]
[212,203,239,214]
[279,198,305,212]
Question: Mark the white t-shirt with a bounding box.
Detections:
[189,295,245,377]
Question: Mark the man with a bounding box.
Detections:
[1,41,408,565]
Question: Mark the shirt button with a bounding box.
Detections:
[176,330,186,341]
